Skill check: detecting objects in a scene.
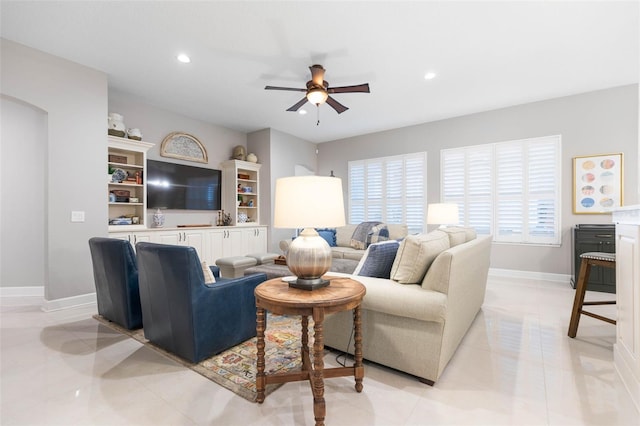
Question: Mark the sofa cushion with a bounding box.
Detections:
[390,230,450,284]
[387,224,409,240]
[440,226,477,247]
[354,240,400,278]
[332,246,360,259]
[336,224,358,247]
[327,273,447,323]
[316,228,337,247]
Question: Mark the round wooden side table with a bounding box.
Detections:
[255,276,366,426]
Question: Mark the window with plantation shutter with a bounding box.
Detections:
[441,135,561,245]
[349,152,427,234]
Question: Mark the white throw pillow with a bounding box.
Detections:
[390,231,450,284]
[201,261,216,284]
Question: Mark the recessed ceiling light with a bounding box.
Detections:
[177,54,191,63]
[424,72,436,80]
[298,110,307,115]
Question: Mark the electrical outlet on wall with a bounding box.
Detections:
[71,211,85,222]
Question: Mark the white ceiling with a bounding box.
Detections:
[1,1,638,143]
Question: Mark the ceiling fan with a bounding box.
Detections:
[265,64,370,114]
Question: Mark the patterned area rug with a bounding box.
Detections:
[93,313,311,402]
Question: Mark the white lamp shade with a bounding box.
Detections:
[427,203,459,225]
[274,176,346,229]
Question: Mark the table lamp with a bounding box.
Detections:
[427,203,459,228]
[274,176,346,290]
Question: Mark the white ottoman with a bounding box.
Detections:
[215,256,257,278]
[246,252,280,265]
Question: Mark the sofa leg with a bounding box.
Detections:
[418,377,434,386]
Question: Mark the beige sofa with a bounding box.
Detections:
[323,230,492,385]
[279,224,409,261]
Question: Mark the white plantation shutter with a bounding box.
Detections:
[349,152,427,234]
[442,135,561,245]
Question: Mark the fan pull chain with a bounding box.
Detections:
[316,104,320,126]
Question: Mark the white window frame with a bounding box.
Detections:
[441,135,562,246]
[349,152,427,234]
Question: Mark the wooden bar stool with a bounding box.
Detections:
[568,252,616,338]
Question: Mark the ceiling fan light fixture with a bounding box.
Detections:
[306,87,328,105]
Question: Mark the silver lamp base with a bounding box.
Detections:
[286,228,332,291]
[289,277,330,291]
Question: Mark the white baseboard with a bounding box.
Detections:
[489,268,571,284]
[41,292,97,312]
[0,286,44,297]
[0,286,96,311]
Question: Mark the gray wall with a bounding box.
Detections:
[1,39,108,301]
[1,96,47,289]
[248,128,317,252]
[108,91,247,228]
[318,85,639,276]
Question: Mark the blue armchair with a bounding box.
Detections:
[88,237,143,330]
[135,242,268,363]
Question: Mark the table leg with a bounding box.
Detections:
[256,307,266,403]
[312,307,326,426]
[301,315,310,370]
[353,305,364,392]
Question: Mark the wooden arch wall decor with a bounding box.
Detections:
[160,132,208,163]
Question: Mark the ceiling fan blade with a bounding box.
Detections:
[265,86,306,92]
[327,83,370,94]
[309,64,326,86]
[326,96,349,114]
[286,97,308,112]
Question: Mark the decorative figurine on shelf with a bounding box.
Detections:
[108,113,126,137]
[248,199,254,207]
[222,211,232,226]
[232,145,246,161]
[246,153,258,163]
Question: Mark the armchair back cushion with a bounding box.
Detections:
[136,242,267,363]
[88,237,142,330]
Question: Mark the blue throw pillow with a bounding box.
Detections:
[354,240,400,278]
[316,228,337,247]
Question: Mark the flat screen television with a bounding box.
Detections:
[146,160,222,211]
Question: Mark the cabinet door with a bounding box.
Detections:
[209,229,225,263]
[108,231,151,249]
[153,230,206,259]
[615,224,640,386]
[223,228,245,257]
[155,231,181,246]
[184,230,206,261]
[245,227,267,254]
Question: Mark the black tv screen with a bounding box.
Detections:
[146,160,222,211]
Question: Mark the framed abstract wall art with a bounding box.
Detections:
[573,153,623,214]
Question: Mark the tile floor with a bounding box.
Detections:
[1,276,638,425]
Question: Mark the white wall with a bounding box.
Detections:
[318,85,639,276]
[0,39,108,302]
[109,91,247,227]
[0,96,47,288]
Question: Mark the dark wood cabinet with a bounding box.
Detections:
[571,224,616,293]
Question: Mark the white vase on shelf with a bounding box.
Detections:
[153,208,165,228]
